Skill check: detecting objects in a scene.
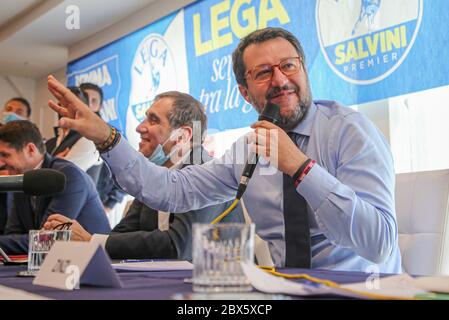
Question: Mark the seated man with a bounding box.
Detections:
[0,121,111,254]
[2,97,31,123]
[44,91,243,260]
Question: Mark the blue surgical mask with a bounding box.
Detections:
[2,112,27,124]
[147,144,170,166]
[147,129,184,166]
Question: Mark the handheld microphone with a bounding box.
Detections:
[0,169,66,196]
[236,103,281,199]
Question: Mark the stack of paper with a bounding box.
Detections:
[240,262,430,300]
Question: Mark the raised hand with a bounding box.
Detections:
[47,75,110,144]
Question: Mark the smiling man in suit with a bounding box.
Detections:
[0,120,111,254]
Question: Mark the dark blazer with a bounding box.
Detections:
[105,147,244,261]
[93,163,126,209]
[0,193,8,235]
[0,153,111,254]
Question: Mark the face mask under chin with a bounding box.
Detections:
[146,128,185,166]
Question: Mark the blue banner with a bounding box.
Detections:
[67,0,449,143]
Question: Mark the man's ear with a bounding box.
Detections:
[23,142,38,158]
[238,84,252,104]
[178,126,193,144]
[171,127,194,162]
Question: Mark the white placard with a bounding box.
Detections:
[33,241,122,290]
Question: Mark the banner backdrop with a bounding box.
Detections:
[67,0,449,146]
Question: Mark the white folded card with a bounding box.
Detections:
[33,241,122,290]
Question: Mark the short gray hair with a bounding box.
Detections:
[232,27,306,87]
[154,91,207,144]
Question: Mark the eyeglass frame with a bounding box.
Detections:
[53,222,72,230]
[244,56,303,83]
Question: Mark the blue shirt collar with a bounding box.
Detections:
[288,101,317,137]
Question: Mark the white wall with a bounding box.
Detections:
[389,85,449,173]
[357,100,390,144]
[34,67,66,140]
[0,69,66,141]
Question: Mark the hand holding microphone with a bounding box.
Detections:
[236,103,281,199]
[211,103,281,224]
[212,101,312,224]
[251,115,310,178]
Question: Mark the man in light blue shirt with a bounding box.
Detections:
[46,27,401,273]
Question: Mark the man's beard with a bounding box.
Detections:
[249,82,312,131]
[277,97,310,131]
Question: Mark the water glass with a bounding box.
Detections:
[27,229,71,274]
[192,223,255,293]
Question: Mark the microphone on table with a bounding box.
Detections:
[236,102,281,200]
[0,169,66,196]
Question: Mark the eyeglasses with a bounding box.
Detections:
[245,57,302,83]
[53,222,72,230]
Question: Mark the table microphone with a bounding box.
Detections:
[236,102,281,200]
[0,169,66,196]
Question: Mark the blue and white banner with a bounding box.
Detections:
[67,0,449,145]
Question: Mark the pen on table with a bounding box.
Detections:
[119,259,175,263]
[120,259,155,263]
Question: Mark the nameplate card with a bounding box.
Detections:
[33,241,122,290]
